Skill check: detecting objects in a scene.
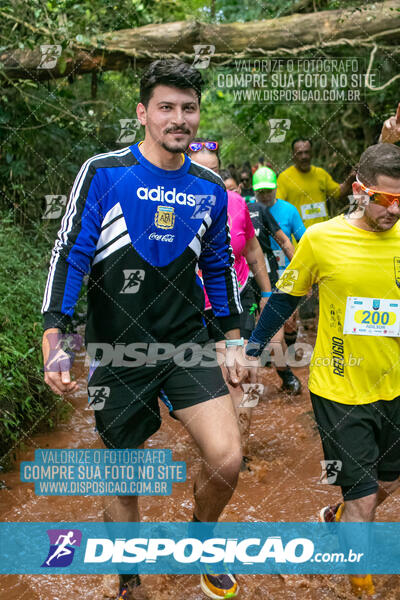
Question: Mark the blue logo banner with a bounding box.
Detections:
[1,522,400,574]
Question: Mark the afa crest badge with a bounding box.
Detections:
[155,206,175,230]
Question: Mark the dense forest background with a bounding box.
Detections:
[0,0,399,465]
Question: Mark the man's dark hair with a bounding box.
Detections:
[140,60,204,107]
[240,170,251,184]
[240,163,252,180]
[291,138,313,152]
[258,156,265,164]
[220,168,239,185]
[357,143,400,186]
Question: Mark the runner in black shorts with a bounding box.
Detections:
[42,60,248,600]
[246,143,400,596]
[90,345,230,451]
[311,392,400,499]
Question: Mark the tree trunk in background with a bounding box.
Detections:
[1,1,400,81]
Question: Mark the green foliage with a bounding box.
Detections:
[0,216,70,469]
[0,69,143,223]
[0,0,209,52]
[0,1,398,225]
[213,0,361,22]
[0,0,399,465]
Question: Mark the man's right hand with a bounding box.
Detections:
[42,328,78,395]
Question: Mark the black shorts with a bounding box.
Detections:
[205,281,257,342]
[311,391,400,500]
[89,342,228,449]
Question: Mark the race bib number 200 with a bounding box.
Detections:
[343,297,400,337]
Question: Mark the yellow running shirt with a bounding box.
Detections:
[276,215,400,404]
[276,165,340,228]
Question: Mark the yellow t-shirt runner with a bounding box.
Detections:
[276,215,400,404]
[277,165,340,228]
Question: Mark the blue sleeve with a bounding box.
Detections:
[246,291,302,356]
[42,162,103,331]
[291,207,306,242]
[199,187,242,333]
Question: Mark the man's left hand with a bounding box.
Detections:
[225,345,249,385]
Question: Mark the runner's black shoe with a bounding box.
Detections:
[116,575,148,600]
[115,585,149,600]
[277,368,301,395]
[240,455,252,472]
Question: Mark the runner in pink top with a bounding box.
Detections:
[203,190,255,311]
[187,140,271,472]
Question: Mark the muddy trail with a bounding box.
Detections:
[1,327,399,600]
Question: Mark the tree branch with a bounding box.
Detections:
[1,2,399,81]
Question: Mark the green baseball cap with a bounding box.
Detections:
[252,166,277,191]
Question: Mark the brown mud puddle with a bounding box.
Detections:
[0,327,399,599]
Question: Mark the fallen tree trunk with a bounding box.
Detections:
[1,1,400,81]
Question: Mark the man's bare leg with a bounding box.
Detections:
[215,340,257,458]
[101,441,144,523]
[340,477,400,522]
[101,442,143,598]
[338,478,399,593]
[103,495,140,522]
[268,329,301,394]
[340,493,377,523]
[376,477,400,505]
[174,393,242,522]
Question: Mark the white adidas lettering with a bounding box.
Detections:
[136,186,196,206]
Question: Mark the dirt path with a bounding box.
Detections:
[1,330,399,599]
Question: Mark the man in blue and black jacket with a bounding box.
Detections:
[41,59,246,599]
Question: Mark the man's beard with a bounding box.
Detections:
[161,127,192,154]
[297,163,311,172]
[364,211,399,231]
[161,140,189,154]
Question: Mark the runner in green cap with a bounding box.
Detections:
[253,166,278,190]
[254,167,306,363]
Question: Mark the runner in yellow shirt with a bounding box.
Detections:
[246,143,400,597]
[277,138,355,228]
[277,138,356,323]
